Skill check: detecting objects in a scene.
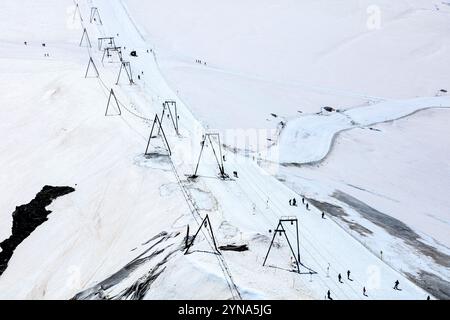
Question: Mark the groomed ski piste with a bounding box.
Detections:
[0,0,448,300]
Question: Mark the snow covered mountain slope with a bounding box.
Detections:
[121,0,450,298]
[0,0,447,300]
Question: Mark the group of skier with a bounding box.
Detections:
[195,59,207,66]
[327,277,403,300]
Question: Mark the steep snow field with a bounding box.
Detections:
[0,0,447,300]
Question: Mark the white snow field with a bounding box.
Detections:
[0,0,447,300]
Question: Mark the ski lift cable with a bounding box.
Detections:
[216,156,347,297]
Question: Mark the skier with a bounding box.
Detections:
[302,197,305,205]
[363,287,368,297]
[306,203,310,210]
[292,198,297,207]
[223,155,226,162]
[289,199,292,206]
[322,212,325,219]
[327,290,333,300]
[24,41,27,45]
[138,75,141,80]
[347,270,352,281]
[233,171,239,178]
[427,295,430,300]
[338,273,343,283]
[393,280,400,290]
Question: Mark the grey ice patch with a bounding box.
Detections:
[332,190,450,268]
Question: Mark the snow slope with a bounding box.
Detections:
[0,0,446,300]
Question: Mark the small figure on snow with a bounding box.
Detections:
[327,290,333,300]
[393,280,400,290]
[292,198,297,207]
[233,171,239,179]
[306,203,310,210]
[322,212,325,219]
[338,273,343,283]
[363,287,368,297]
[347,270,353,281]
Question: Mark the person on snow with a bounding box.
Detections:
[322,212,325,219]
[393,280,400,290]
[302,197,305,205]
[338,273,343,283]
[289,199,292,206]
[363,287,368,297]
[233,171,239,178]
[306,203,310,210]
[292,198,297,207]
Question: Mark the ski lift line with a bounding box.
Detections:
[217,162,336,291]
[229,168,350,299]
[238,167,360,298]
[79,20,164,118]
[97,76,153,121]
